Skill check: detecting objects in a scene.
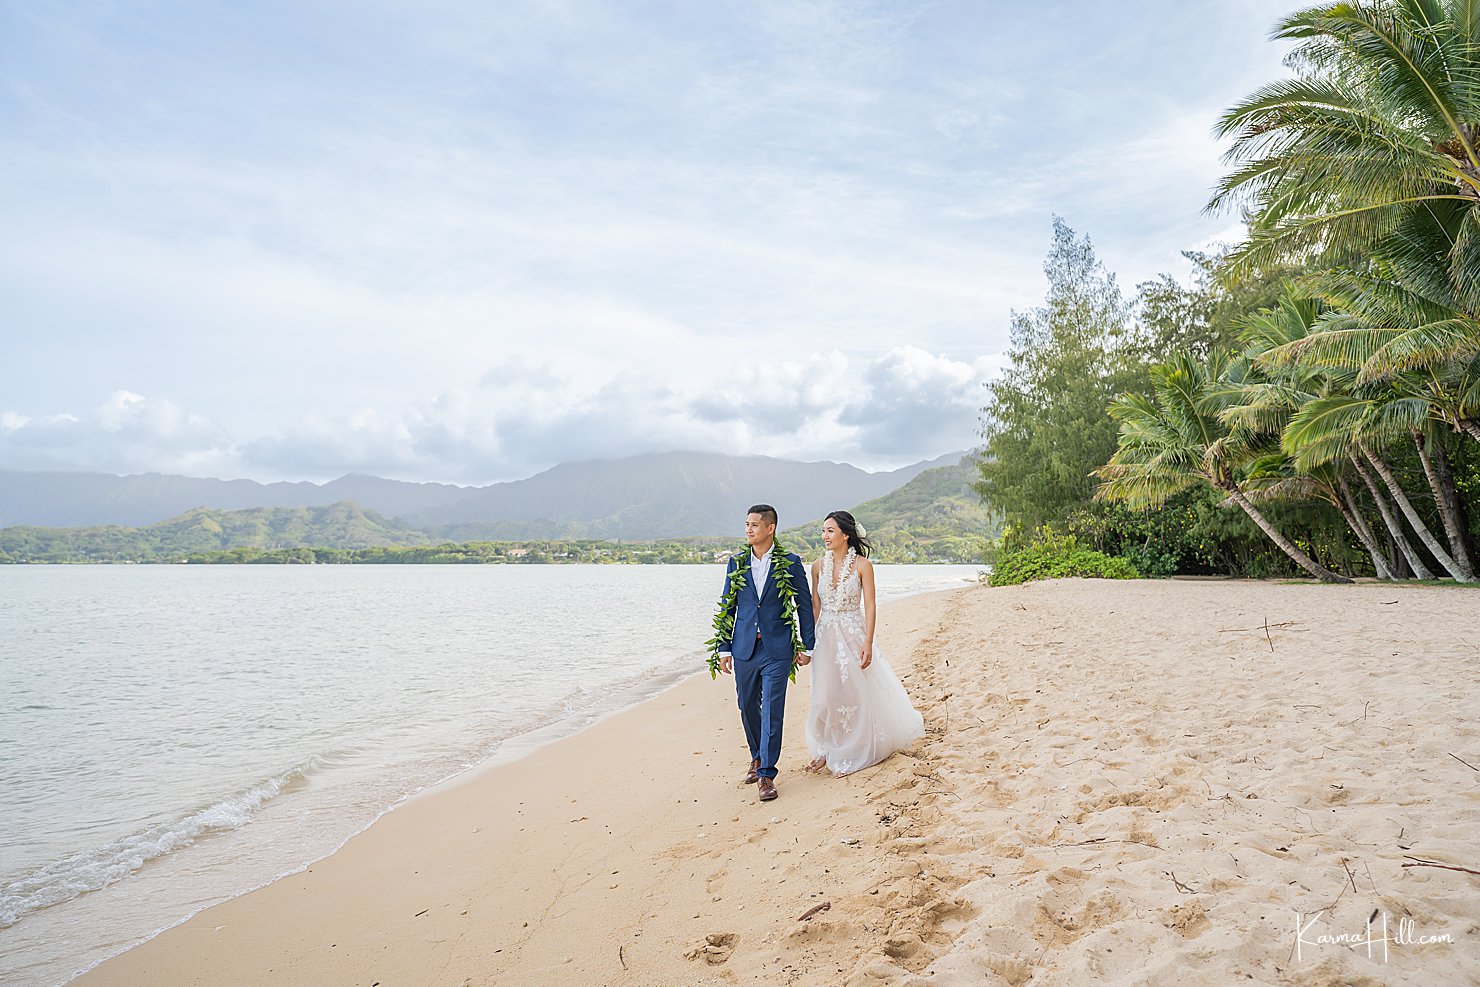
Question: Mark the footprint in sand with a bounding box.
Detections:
[685,932,738,965]
[883,931,924,959]
[965,927,1040,987]
[1162,900,1212,938]
[1031,881,1126,946]
[986,952,1035,987]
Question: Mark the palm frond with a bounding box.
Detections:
[1243,473,1330,504]
[1214,0,1480,281]
[1354,393,1433,438]
[1091,461,1201,508]
[1358,316,1480,378]
[1313,4,1480,164]
[1262,325,1406,370]
[1284,394,1372,466]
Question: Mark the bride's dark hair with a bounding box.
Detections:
[824,510,873,558]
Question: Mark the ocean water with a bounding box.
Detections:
[0,562,979,986]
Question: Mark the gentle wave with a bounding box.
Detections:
[419,655,703,782]
[0,660,694,937]
[0,754,338,928]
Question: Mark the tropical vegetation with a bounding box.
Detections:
[979,0,1480,585]
[987,532,1139,587]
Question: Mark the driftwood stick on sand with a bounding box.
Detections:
[797,901,831,922]
[1060,837,1161,850]
[1216,618,1300,655]
[1401,856,1480,877]
[1448,752,1480,773]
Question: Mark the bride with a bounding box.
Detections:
[803,511,925,776]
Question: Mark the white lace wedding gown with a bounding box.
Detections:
[804,550,925,775]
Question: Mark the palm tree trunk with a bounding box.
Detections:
[1461,419,1480,444]
[1364,447,1470,582]
[1431,441,1477,572]
[1388,537,1407,577]
[1352,453,1435,579]
[1336,473,1396,580]
[1224,486,1353,583]
[1412,431,1476,580]
[1438,446,1474,568]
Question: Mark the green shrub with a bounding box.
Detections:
[1119,541,1180,578]
[988,531,1140,587]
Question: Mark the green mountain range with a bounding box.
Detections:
[0,502,427,563]
[780,456,998,562]
[0,451,960,536]
[0,456,996,564]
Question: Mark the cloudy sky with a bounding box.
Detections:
[1,0,1295,485]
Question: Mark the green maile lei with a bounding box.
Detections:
[706,539,805,683]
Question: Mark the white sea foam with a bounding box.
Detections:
[0,756,327,928]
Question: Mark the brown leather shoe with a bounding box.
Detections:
[743,758,760,785]
[757,777,777,801]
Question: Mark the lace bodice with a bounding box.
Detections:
[819,550,863,616]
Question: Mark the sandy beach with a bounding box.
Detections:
[77,578,1479,986]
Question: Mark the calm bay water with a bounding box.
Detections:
[0,563,979,985]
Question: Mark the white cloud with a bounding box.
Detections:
[840,347,988,455]
[0,0,1304,482]
[1,344,999,483]
[232,345,994,482]
[0,391,237,477]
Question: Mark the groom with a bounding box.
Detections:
[717,504,816,802]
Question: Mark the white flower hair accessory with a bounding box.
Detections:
[856,522,867,538]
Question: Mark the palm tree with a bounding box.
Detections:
[1247,279,1479,579]
[1350,451,1439,577]
[1094,351,1353,582]
[1241,452,1399,578]
[1250,289,1479,578]
[1411,427,1477,571]
[1286,396,1476,580]
[1212,0,1480,324]
[1268,203,1480,398]
[1222,294,1401,577]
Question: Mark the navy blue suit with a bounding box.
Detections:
[717,549,816,780]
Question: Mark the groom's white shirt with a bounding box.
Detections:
[750,545,771,598]
[719,544,807,659]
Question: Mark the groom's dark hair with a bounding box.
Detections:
[748,504,778,528]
